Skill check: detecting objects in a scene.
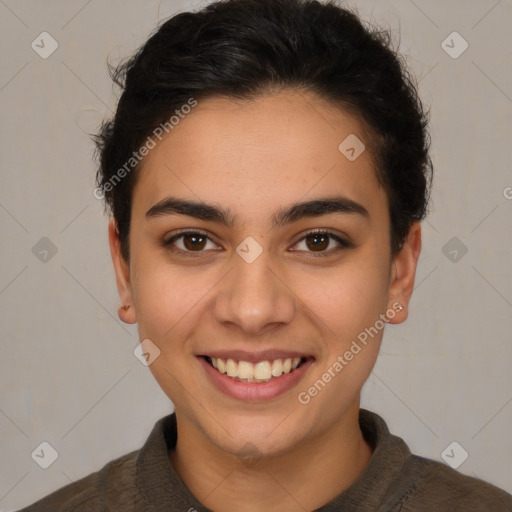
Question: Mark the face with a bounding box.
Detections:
[110,90,420,458]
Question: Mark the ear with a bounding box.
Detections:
[386,221,422,324]
[108,218,137,324]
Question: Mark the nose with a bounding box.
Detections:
[212,247,296,336]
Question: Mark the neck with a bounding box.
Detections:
[169,401,373,512]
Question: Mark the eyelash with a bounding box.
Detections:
[161,229,351,258]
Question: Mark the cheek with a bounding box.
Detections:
[292,255,390,336]
[131,254,210,342]
[295,263,387,410]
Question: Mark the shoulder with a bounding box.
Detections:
[358,409,512,511]
[17,449,139,512]
[397,454,512,512]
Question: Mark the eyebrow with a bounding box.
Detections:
[145,195,369,228]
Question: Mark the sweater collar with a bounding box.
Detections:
[136,408,414,511]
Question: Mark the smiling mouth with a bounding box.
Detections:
[201,355,311,383]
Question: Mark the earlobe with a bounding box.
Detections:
[386,222,422,324]
[118,303,135,324]
[108,218,137,324]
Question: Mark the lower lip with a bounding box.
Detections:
[198,357,314,402]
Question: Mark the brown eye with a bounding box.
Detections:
[305,233,330,251]
[292,230,350,255]
[163,231,219,254]
[182,233,207,251]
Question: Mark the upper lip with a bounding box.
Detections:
[198,350,314,363]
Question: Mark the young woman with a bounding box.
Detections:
[20,0,512,510]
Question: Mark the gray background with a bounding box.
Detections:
[1,0,511,510]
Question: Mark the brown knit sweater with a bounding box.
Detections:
[18,409,512,511]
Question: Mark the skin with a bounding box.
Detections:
[109,89,421,512]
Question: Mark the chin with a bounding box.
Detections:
[201,407,312,459]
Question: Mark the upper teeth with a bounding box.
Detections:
[210,357,302,382]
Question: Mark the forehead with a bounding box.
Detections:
[133,90,387,224]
